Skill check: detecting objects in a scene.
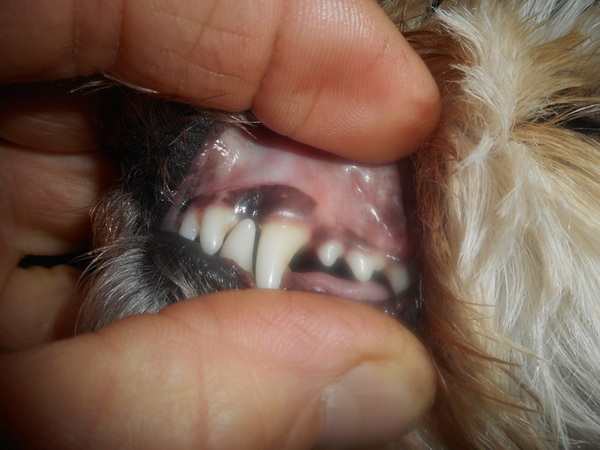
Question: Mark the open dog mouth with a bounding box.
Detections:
[161,125,414,315]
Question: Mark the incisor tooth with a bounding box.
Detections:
[199,206,237,255]
[385,264,410,294]
[346,251,385,282]
[317,240,344,267]
[255,222,310,289]
[220,218,256,273]
[179,208,200,241]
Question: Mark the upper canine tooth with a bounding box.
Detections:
[255,221,310,289]
[220,218,256,273]
[317,240,344,267]
[385,264,410,294]
[179,208,200,241]
[199,206,237,255]
[346,251,385,282]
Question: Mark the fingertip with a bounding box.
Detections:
[166,290,436,447]
[317,358,435,448]
[252,0,441,163]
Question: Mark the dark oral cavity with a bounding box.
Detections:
[162,126,411,303]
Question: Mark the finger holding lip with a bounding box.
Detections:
[0,0,440,162]
[0,290,435,449]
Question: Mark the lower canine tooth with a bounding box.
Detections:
[255,222,310,289]
[346,251,385,282]
[200,206,237,255]
[385,264,410,294]
[220,218,256,273]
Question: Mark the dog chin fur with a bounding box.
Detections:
[379,0,600,447]
[80,0,600,448]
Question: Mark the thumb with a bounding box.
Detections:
[0,290,435,449]
[1,0,439,162]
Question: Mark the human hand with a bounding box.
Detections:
[0,0,439,448]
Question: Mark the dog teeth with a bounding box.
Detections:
[255,221,310,289]
[178,208,200,241]
[220,218,256,273]
[199,206,237,255]
[317,240,344,267]
[178,206,410,295]
[385,264,410,295]
[346,251,385,283]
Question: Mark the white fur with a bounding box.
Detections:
[397,0,600,447]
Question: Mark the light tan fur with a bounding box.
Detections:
[380,0,600,447]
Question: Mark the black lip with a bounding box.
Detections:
[153,231,254,293]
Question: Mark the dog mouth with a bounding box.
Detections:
[161,125,415,315]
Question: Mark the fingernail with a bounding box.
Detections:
[316,362,427,448]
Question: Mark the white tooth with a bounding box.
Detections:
[199,206,237,255]
[179,208,200,241]
[385,264,410,294]
[220,218,256,273]
[346,251,385,282]
[255,222,310,289]
[317,240,344,267]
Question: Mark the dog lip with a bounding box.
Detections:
[171,192,407,301]
[161,124,413,304]
[164,125,410,258]
[171,228,402,303]
[287,271,392,302]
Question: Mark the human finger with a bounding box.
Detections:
[1,0,440,161]
[0,83,117,348]
[0,290,435,449]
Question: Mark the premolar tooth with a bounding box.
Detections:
[179,208,200,241]
[220,218,256,273]
[385,264,410,294]
[255,222,310,289]
[346,251,385,282]
[317,240,344,267]
[199,206,237,255]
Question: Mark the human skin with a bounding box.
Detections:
[0,0,440,448]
